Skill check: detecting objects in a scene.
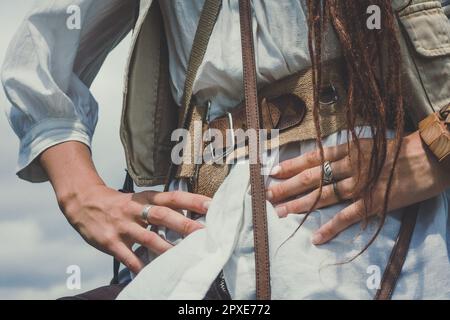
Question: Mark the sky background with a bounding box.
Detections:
[0,1,133,299]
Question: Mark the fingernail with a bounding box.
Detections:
[312,233,323,245]
[276,206,287,217]
[196,222,205,230]
[270,165,281,176]
[203,201,211,210]
[266,191,273,201]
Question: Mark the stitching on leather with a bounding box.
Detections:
[240,0,270,299]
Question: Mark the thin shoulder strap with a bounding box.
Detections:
[180,0,223,128]
[164,0,222,191]
[239,0,271,300]
[375,203,419,300]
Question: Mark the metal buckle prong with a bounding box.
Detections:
[205,101,235,162]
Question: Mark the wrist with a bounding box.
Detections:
[411,131,450,192]
[56,180,105,214]
[39,141,106,211]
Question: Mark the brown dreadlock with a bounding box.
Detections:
[305,0,406,259]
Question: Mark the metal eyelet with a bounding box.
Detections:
[319,84,339,106]
[319,84,339,114]
[319,83,339,115]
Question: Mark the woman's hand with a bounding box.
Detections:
[63,186,210,274]
[266,131,450,245]
[40,141,211,274]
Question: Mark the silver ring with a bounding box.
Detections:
[333,181,343,202]
[323,161,334,185]
[141,205,154,223]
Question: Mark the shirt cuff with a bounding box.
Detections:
[17,119,93,183]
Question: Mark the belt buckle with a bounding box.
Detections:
[206,101,235,162]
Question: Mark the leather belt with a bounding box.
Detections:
[176,60,351,197]
[195,93,306,165]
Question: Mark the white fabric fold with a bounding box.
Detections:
[118,132,450,300]
[117,163,250,300]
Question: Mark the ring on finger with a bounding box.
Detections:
[323,161,334,185]
[332,181,344,202]
[141,204,154,223]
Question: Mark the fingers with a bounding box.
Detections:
[270,144,349,179]
[110,242,144,274]
[127,224,173,255]
[312,199,367,245]
[144,206,204,236]
[268,165,322,203]
[274,178,355,217]
[268,156,353,203]
[111,223,175,273]
[133,191,211,214]
[127,191,207,237]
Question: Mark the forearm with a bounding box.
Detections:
[39,141,105,210]
[1,1,135,184]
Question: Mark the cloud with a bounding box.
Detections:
[0,1,133,299]
[0,219,112,298]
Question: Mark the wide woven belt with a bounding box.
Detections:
[175,59,353,197]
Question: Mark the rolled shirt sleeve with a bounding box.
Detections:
[1,0,136,182]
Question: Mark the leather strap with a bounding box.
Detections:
[180,0,222,128]
[239,0,271,300]
[374,204,419,300]
[186,94,306,198]
[205,94,306,155]
[164,0,222,191]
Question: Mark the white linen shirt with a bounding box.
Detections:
[1,0,134,182]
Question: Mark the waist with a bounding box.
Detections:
[175,58,362,197]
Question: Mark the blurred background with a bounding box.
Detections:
[0,1,132,299]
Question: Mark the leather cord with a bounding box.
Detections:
[238,0,271,300]
[375,204,419,300]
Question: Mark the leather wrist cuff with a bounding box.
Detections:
[419,105,450,162]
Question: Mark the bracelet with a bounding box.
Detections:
[418,105,450,162]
